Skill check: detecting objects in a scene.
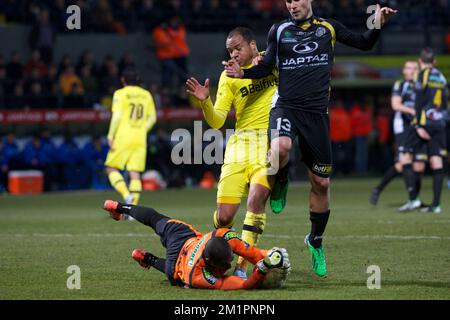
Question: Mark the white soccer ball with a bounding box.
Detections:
[260,248,291,289]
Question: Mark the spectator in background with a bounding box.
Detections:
[58,54,74,76]
[350,103,374,174]
[47,82,61,108]
[3,133,20,168]
[22,134,54,191]
[6,52,24,85]
[76,50,97,76]
[0,140,9,192]
[29,9,55,64]
[118,52,136,76]
[113,0,137,33]
[26,82,47,109]
[138,0,164,32]
[6,82,27,109]
[82,136,110,190]
[91,0,119,33]
[374,108,392,172]
[59,65,83,96]
[152,16,190,89]
[330,103,353,175]
[56,134,84,190]
[0,67,6,108]
[80,65,99,107]
[24,49,48,78]
[62,82,85,108]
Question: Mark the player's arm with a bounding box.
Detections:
[220,230,267,265]
[391,81,415,116]
[224,25,277,79]
[107,91,122,147]
[414,70,432,140]
[186,75,232,129]
[331,5,396,51]
[146,93,157,132]
[191,266,266,290]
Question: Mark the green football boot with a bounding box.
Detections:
[305,234,327,278]
[270,179,288,214]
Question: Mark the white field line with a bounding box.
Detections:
[1,233,450,241]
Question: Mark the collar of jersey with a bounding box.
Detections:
[290,15,315,27]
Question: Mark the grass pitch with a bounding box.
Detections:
[1,178,449,300]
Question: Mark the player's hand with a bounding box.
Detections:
[252,55,263,66]
[416,127,431,140]
[375,4,397,28]
[223,60,244,78]
[186,77,210,101]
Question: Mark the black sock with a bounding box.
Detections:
[309,210,330,248]
[377,166,399,191]
[432,169,444,207]
[402,164,417,201]
[117,203,169,231]
[147,254,166,274]
[277,162,290,184]
[414,171,422,198]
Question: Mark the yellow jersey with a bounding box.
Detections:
[107,85,156,148]
[200,66,278,130]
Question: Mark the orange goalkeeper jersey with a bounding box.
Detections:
[173,227,268,290]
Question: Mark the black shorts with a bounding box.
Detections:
[395,128,428,162]
[155,218,199,285]
[404,125,448,158]
[269,107,332,177]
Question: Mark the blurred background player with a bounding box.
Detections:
[370,61,428,207]
[400,48,448,214]
[102,200,290,290]
[104,67,157,216]
[224,0,396,278]
[186,27,277,279]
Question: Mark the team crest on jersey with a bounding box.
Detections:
[315,27,326,38]
[202,267,218,285]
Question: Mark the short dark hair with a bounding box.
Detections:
[121,67,141,86]
[203,237,233,270]
[420,47,435,64]
[227,27,256,44]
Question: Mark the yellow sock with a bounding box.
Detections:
[129,179,142,205]
[237,211,266,269]
[108,171,129,199]
[213,210,235,229]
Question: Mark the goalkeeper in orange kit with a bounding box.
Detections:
[102,200,291,290]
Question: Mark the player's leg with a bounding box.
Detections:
[106,167,131,200]
[421,132,447,213]
[412,159,426,203]
[371,161,402,205]
[126,147,146,205]
[298,111,332,278]
[128,171,142,205]
[235,170,272,274]
[268,107,295,214]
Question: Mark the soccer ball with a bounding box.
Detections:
[260,248,292,289]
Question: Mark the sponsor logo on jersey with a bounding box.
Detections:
[293,41,319,54]
[281,38,299,43]
[240,78,278,97]
[281,54,329,67]
[187,236,206,267]
[202,267,218,285]
[223,231,241,241]
[312,163,332,175]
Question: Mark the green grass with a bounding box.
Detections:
[1,178,449,300]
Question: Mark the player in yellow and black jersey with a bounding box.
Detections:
[401,48,448,213]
